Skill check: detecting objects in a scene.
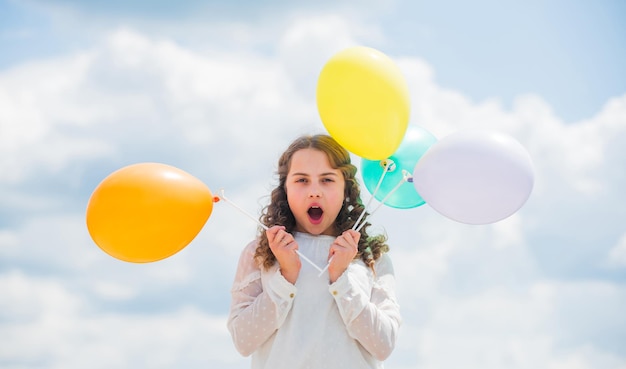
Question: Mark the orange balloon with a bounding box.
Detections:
[86,163,214,263]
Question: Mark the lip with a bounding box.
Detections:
[307,202,323,225]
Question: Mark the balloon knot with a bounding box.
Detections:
[213,196,221,203]
[381,159,397,172]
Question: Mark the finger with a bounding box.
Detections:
[266,225,284,243]
[333,237,350,250]
[343,229,360,245]
[279,233,291,246]
[286,240,298,252]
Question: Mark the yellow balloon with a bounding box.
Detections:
[316,46,411,160]
[86,163,214,263]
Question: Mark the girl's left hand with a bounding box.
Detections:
[328,229,360,283]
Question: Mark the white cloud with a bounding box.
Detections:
[0,13,625,369]
[0,270,83,321]
[0,52,114,183]
[0,214,101,271]
[607,233,626,268]
[0,271,242,369]
[391,281,626,369]
[277,14,384,100]
[0,25,322,188]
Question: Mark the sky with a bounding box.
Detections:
[0,0,625,368]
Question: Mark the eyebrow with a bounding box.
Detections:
[289,172,340,177]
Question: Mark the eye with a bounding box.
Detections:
[295,177,308,183]
[321,177,335,183]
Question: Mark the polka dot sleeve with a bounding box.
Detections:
[329,253,402,361]
[227,240,297,357]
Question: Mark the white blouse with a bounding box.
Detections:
[227,232,401,369]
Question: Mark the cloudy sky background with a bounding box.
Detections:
[1,0,625,368]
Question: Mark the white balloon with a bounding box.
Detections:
[412,131,534,225]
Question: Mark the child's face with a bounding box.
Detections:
[285,148,345,236]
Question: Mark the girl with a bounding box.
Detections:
[227,134,401,369]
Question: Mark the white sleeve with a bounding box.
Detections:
[328,253,402,361]
[226,240,298,357]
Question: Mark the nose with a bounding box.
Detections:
[308,184,322,198]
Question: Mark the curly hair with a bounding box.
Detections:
[254,134,389,273]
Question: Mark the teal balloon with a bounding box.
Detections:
[361,125,437,209]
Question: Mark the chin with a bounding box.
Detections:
[302,224,327,236]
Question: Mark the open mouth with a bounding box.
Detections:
[307,206,323,224]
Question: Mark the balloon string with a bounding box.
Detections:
[218,189,268,230]
[326,167,411,277]
[352,159,395,231]
[355,170,413,232]
[218,189,326,275]
[297,251,324,274]
[318,256,333,277]
[322,165,407,277]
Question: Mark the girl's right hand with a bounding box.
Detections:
[266,225,301,284]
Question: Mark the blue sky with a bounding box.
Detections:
[1,1,625,368]
[2,0,624,122]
